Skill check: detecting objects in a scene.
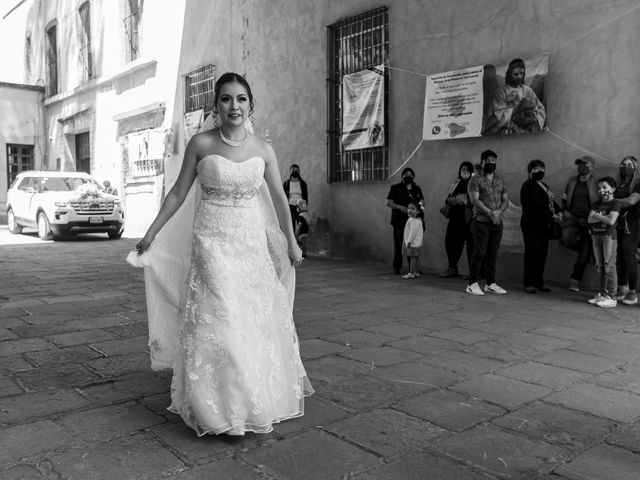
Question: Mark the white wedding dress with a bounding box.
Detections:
[130,154,313,436]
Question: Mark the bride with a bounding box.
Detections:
[132,72,313,436]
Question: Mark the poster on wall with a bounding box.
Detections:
[342,65,385,151]
[183,109,204,146]
[423,54,548,140]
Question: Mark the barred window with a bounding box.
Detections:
[78,2,93,81]
[327,7,388,183]
[185,65,215,115]
[7,144,34,186]
[123,0,140,62]
[45,23,58,96]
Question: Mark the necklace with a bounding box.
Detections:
[219,128,248,147]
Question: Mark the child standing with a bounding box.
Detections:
[587,177,621,307]
[401,202,423,279]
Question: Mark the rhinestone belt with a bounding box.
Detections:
[201,185,259,205]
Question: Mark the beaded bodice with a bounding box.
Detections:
[197,155,264,206]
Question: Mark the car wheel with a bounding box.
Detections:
[37,212,53,241]
[7,208,23,234]
[108,229,123,239]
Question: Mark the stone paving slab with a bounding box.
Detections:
[394,389,506,432]
[451,374,552,409]
[497,361,592,390]
[432,424,569,479]
[242,429,381,480]
[4,238,640,478]
[46,433,185,480]
[352,451,491,480]
[1,419,77,466]
[554,444,640,480]
[325,408,447,457]
[340,345,424,367]
[58,402,166,442]
[491,402,617,455]
[545,383,640,423]
[606,421,640,453]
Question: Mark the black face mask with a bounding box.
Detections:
[483,163,496,174]
[403,176,414,185]
[291,172,300,178]
[620,166,635,178]
[531,171,545,181]
[577,165,590,176]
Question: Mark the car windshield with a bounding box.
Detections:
[40,177,96,192]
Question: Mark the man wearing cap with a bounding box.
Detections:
[386,167,424,274]
[562,156,598,291]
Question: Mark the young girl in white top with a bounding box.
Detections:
[402,202,424,279]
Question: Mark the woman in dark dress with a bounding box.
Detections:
[440,161,474,278]
[520,159,561,293]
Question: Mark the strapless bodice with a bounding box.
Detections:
[197,155,265,206]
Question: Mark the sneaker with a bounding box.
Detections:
[568,279,580,292]
[622,291,638,305]
[588,293,603,305]
[414,272,421,278]
[466,282,485,295]
[596,295,617,308]
[615,285,629,300]
[439,267,458,278]
[401,273,415,279]
[485,283,507,295]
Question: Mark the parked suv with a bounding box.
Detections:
[7,171,125,240]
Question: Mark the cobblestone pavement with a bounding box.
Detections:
[2,229,640,479]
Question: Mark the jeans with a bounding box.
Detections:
[616,226,640,291]
[468,220,502,285]
[592,235,617,297]
[570,225,593,281]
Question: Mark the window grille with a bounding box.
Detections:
[78,2,93,81]
[185,65,215,115]
[123,0,140,62]
[45,24,58,96]
[327,7,388,183]
[7,144,34,186]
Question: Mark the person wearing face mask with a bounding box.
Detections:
[386,167,424,274]
[440,161,475,278]
[466,150,509,295]
[613,156,640,305]
[283,164,308,225]
[520,159,561,293]
[562,156,599,292]
[587,177,621,308]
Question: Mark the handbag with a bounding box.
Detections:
[439,203,451,219]
[547,217,562,240]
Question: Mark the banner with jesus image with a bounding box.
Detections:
[423,54,548,140]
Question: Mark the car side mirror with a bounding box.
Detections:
[25,187,36,193]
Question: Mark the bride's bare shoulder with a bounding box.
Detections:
[249,134,276,163]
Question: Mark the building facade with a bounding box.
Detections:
[173,0,640,283]
[14,0,186,235]
[0,82,46,220]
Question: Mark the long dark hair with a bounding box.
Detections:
[458,161,474,180]
[213,72,255,117]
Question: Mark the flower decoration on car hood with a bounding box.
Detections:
[76,183,102,201]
